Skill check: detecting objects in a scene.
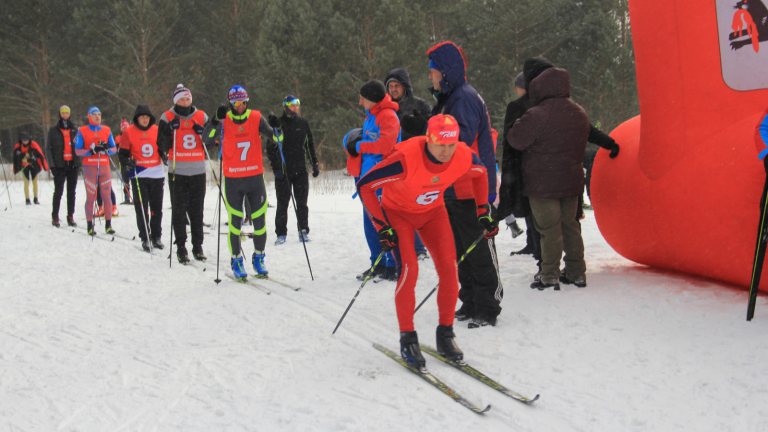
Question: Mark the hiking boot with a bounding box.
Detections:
[531,280,560,291]
[560,270,587,288]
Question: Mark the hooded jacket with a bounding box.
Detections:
[385,68,432,141]
[346,94,401,179]
[47,116,81,169]
[427,41,496,200]
[508,67,589,199]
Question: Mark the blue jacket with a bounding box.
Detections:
[358,95,401,179]
[428,42,497,200]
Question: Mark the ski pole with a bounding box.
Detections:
[132,168,153,258]
[0,147,12,209]
[332,252,385,334]
[214,122,224,284]
[414,232,487,314]
[272,121,314,280]
[747,181,768,320]
[169,128,177,268]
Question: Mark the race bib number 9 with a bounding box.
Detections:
[416,191,441,206]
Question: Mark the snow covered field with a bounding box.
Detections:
[1,174,767,431]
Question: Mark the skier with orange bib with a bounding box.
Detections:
[356,114,498,369]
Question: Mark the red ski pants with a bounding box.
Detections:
[387,205,458,332]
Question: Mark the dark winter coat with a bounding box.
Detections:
[509,67,589,200]
[46,117,81,169]
[497,94,532,219]
[385,68,432,141]
[427,42,496,199]
[266,112,318,176]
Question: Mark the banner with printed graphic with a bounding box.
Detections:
[717,0,768,90]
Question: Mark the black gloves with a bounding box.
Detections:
[274,169,283,180]
[268,115,281,129]
[312,163,320,178]
[124,158,137,171]
[192,124,204,135]
[27,153,36,162]
[378,225,398,252]
[346,136,360,157]
[92,142,109,154]
[609,143,620,159]
[400,110,428,137]
[168,117,181,130]
[215,105,229,122]
[478,206,499,238]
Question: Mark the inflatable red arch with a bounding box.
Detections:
[592,0,768,291]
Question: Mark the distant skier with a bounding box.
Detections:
[74,107,117,235]
[357,114,497,368]
[114,119,133,205]
[118,104,165,252]
[266,95,319,244]
[157,84,210,263]
[204,85,283,280]
[13,131,49,206]
[47,105,80,227]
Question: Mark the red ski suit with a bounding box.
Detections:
[357,136,488,331]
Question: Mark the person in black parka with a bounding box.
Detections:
[47,105,81,227]
[266,95,319,243]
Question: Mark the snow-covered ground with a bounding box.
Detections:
[1,174,767,431]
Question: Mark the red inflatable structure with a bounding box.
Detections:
[591,0,768,291]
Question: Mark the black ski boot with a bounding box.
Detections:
[67,215,77,227]
[455,304,473,322]
[374,266,398,283]
[26,199,31,206]
[52,216,60,228]
[33,197,40,205]
[87,221,97,236]
[356,265,384,281]
[436,324,463,362]
[177,246,190,265]
[141,239,151,252]
[192,245,207,262]
[105,220,115,235]
[151,237,164,250]
[399,331,427,371]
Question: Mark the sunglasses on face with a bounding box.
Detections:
[285,99,300,107]
[232,100,247,107]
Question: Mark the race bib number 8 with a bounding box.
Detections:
[182,134,197,149]
[416,191,441,206]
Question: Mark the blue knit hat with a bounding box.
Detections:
[228,85,249,103]
[88,106,101,115]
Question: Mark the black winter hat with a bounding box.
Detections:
[359,80,386,104]
[385,68,414,95]
[523,57,554,91]
[132,104,156,127]
[19,131,30,142]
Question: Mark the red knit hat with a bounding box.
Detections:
[426,114,460,145]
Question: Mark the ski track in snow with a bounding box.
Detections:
[1,178,768,431]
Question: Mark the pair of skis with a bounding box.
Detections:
[374,344,539,415]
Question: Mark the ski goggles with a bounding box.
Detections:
[284,98,300,107]
[232,100,248,107]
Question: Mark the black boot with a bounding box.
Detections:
[67,215,77,227]
[531,280,560,291]
[356,265,384,281]
[455,303,473,322]
[105,220,115,235]
[192,245,207,262]
[510,244,533,256]
[33,197,40,205]
[87,221,96,236]
[151,237,164,250]
[399,331,426,370]
[141,239,151,252]
[436,324,463,362]
[52,216,60,228]
[177,245,190,265]
[26,199,31,206]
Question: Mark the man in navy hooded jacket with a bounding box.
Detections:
[403,41,503,328]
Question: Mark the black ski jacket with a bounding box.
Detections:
[266,112,318,176]
[46,117,81,169]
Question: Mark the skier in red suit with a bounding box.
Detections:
[356,114,498,369]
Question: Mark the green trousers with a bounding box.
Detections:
[529,196,586,283]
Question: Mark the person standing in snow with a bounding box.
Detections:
[114,119,133,205]
[508,62,589,290]
[119,104,165,252]
[401,41,502,328]
[204,85,282,280]
[385,68,431,261]
[157,84,210,264]
[357,114,497,368]
[266,95,319,245]
[47,105,80,228]
[344,80,402,282]
[13,131,48,206]
[74,106,117,236]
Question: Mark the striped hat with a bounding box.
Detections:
[228,85,249,103]
[173,84,192,104]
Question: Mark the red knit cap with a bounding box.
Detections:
[426,114,460,145]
